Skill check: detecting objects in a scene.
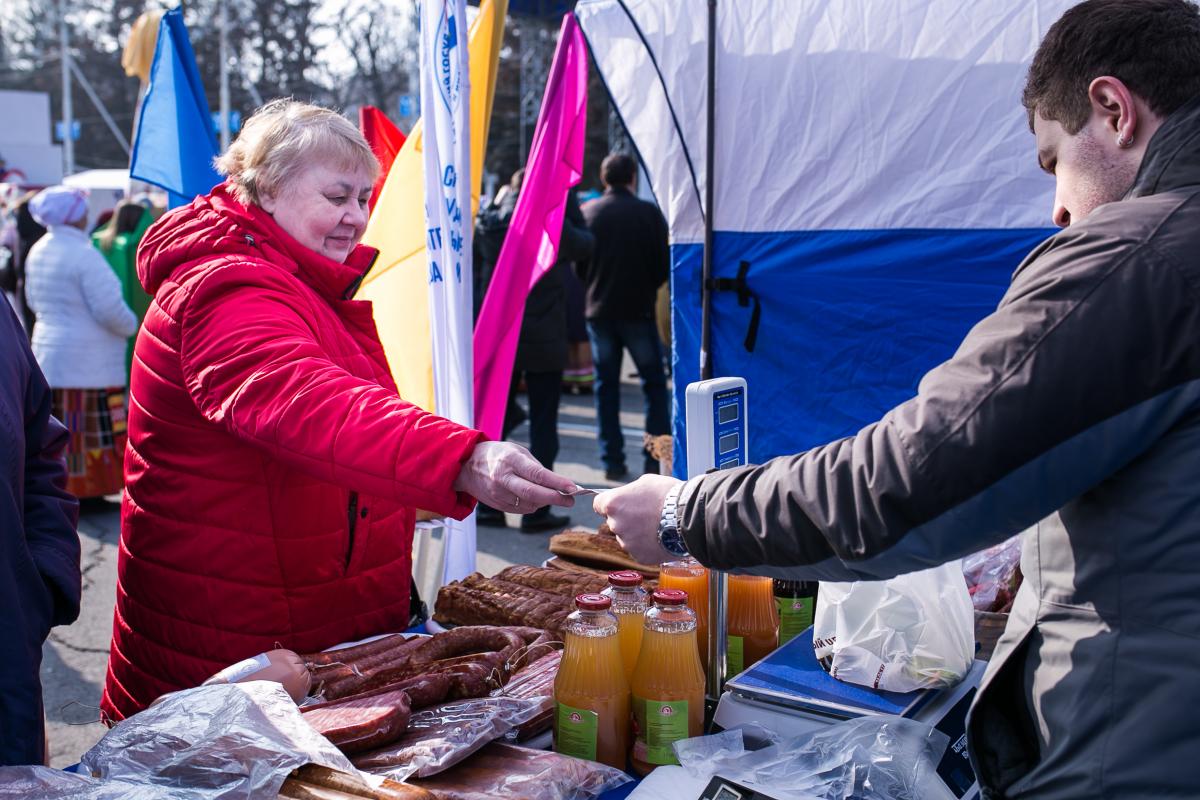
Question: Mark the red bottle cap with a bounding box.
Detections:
[575,593,613,611]
[607,570,644,587]
[652,588,688,606]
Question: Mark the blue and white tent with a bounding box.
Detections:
[575,0,1074,474]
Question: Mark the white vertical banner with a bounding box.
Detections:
[420,0,476,584]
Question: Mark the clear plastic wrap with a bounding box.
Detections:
[0,766,191,800]
[411,742,631,800]
[80,681,358,797]
[962,534,1023,612]
[658,717,951,800]
[352,695,552,781]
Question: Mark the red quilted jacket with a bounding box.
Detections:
[100,185,485,722]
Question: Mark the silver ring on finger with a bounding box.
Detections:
[512,495,521,509]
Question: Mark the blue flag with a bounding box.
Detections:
[129,8,222,208]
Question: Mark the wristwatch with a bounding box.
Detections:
[658,482,689,558]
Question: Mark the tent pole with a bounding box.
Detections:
[699,0,716,382]
[701,0,728,728]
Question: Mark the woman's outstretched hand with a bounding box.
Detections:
[454,441,579,515]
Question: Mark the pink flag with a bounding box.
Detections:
[473,13,588,439]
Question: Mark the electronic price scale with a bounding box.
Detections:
[714,632,985,800]
[683,378,983,800]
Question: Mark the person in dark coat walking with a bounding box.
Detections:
[509,190,594,531]
[475,182,595,531]
[0,300,81,765]
[579,153,671,479]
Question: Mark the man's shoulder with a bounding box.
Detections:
[1015,189,1200,297]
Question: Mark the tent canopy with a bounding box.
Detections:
[577,0,1070,475]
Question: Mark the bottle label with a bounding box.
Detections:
[554,702,599,761]
[776,596,815,646]
[727,635,744,675]
[632,697,689,765]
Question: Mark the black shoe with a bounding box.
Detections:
[519,510,571,533]
[476,504,507,526]
[604,466,630,482]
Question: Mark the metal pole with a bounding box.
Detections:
[219,0,231,151]
[701,0,727,722]
[59,0,75,175]
[68,61,131,156]
[699,0,717,382]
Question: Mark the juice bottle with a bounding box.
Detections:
[658,559,709,668]
[553,594,630,770]
[601,571,649,684]
[725,575,779,675]
[629,589,705,776]
[773,579,819,647]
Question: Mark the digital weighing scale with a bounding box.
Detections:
[684,378,982,800]
[713,628,985,799]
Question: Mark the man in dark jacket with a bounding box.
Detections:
[0,301,81,765]
[579,153,671,479]
[596,1,1200,797]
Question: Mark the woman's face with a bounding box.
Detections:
[259,162,373,263]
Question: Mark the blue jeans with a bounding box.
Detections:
[586,318,670,473]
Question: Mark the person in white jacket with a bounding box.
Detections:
[25,186,137,499]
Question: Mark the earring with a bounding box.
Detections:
[1117,133,1134,148]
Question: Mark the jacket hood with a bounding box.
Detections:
[1129,92,1200,199]
[137,182,377,300]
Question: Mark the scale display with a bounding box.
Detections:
[685,378,748,478]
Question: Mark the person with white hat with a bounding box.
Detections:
[24,185,137,499]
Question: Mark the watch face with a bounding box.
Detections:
[661,527,689,557]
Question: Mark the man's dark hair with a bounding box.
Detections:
[600,153,636,188]
[1023,0,1200,133]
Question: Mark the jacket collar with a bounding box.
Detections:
[1128,92,1200,199]
[46,224,90,242]
[208,188,379,301]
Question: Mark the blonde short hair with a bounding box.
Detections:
[215,99,379,207]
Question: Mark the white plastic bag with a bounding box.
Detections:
[813,562,974,693]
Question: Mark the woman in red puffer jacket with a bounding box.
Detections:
[100,100,577,722]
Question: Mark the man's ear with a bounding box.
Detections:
[258,190,277,214]
[1087,75,1138,145]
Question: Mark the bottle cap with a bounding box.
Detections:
[575,593,612,611]
[652,588,688,606]
[607,570,644,587]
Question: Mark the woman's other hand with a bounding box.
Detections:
[453,441,578,514]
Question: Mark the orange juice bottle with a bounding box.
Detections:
[553,594,630,770]
[629,589,705,776]
[601,571,648,684]
[726,575,779,675]
[658,559,709,668]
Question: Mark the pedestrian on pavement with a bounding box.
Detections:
[24,186,138,500]
[473,168,524,320]
[94,199,156,382]
[475,177,595,532]
[579,153,671,479]
[0,300,81,766]
[100,99,577,722]
[0,191,47,335]
[508,190,594,532]
[596,1,1200,795]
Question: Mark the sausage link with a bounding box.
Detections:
[302,633,410,666]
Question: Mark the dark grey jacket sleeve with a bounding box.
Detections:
[679,213,1200,580]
